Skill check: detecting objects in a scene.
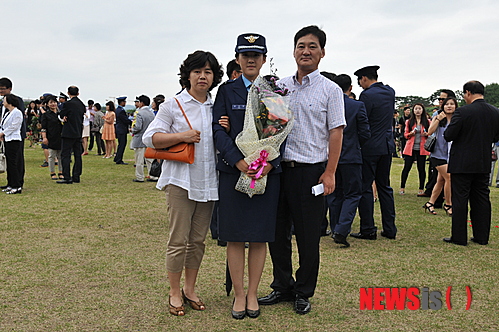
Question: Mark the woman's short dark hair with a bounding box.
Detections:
[153,95,165,111]
[179,50,223,91]
[45,95,58,104]
[439,97,458,127]
[294,25,326,49]
[4,94,20,109]
[94,103,101,111]
[106,101,115,112]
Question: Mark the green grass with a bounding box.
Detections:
[1,143,498,331]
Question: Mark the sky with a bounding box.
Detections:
[3,0,498,106]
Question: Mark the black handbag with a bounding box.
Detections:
[424,134,436,152]
[149,159,163,178]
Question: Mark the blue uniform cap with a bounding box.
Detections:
[354,65,380,78]
[235,33,267,54]
[116,96,127,101]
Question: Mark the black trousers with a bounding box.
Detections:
[4,140,24,188]
[451,173,491,244]
[357,154,396,236]
[88,121,94,150]
[400,151,427,189]
[114,133,127,163]
[269,162,325,298]
[93,131,106,155]
[61,137,82,181]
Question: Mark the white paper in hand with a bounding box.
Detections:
[311,183,324,196]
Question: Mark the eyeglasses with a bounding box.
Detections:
[437,98,445,101]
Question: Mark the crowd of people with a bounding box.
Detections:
[2,25,499,320]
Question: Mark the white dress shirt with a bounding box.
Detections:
[83,108,91,127]
[0,107,23,141]
[143,89,218,202]
[278,69,346,163]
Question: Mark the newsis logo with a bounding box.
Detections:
[359,287,472,310]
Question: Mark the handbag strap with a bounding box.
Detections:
[174,98,193,130]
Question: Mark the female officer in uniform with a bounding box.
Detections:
[213,33,282,319]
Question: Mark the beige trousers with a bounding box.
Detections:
[134,147,153,181]
[165,185,214,273]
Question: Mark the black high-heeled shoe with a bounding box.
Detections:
[245,296,260,318]
[443,204,452,216]
[423,202,437,215]
[231,298,246,319]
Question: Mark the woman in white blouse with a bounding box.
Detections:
[0,94,24,194]
[143,51,223,316]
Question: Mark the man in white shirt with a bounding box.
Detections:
[258,25,345,315]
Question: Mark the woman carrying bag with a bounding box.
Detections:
[143,50,223,316]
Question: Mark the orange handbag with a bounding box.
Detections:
[144,98,195,164]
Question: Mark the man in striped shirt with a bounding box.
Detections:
[258,25,346,315]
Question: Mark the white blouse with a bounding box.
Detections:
[0,107,23,141]
[143,89,218,202]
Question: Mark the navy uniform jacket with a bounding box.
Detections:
[359,82,395,156]
[339,95,371,164]
[115,105,131,135]
[212,76,282,174]
[445,99,499,174]
[60,96,85,138]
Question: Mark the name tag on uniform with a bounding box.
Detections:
[232,104,246,110]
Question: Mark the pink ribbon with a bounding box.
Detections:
[248,150,269,189]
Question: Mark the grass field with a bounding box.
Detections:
[1,142,498,331]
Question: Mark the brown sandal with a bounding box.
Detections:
[169,296,185,316]
[182,289,205,311]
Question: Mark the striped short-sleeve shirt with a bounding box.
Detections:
[278,69,346,163]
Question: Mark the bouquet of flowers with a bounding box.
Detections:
[235,76,294,197]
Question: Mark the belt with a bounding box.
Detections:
[282,161,325,168]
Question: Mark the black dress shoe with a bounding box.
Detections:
[56,179,73,184]
[470,237,488,245]
[133,179,144,182]
[443,237,467,246]
[0,185,9,189]
[321,229,332,237]
[217,240,227,247]
[332,232,350,248]
[294,296,311,315]
[350,231,377,240]
[380,231,396,239]
[72,178,80,183]
[116,162,128,165]
[258,290,294,305]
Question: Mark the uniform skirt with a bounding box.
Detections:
[218,171,280,243]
